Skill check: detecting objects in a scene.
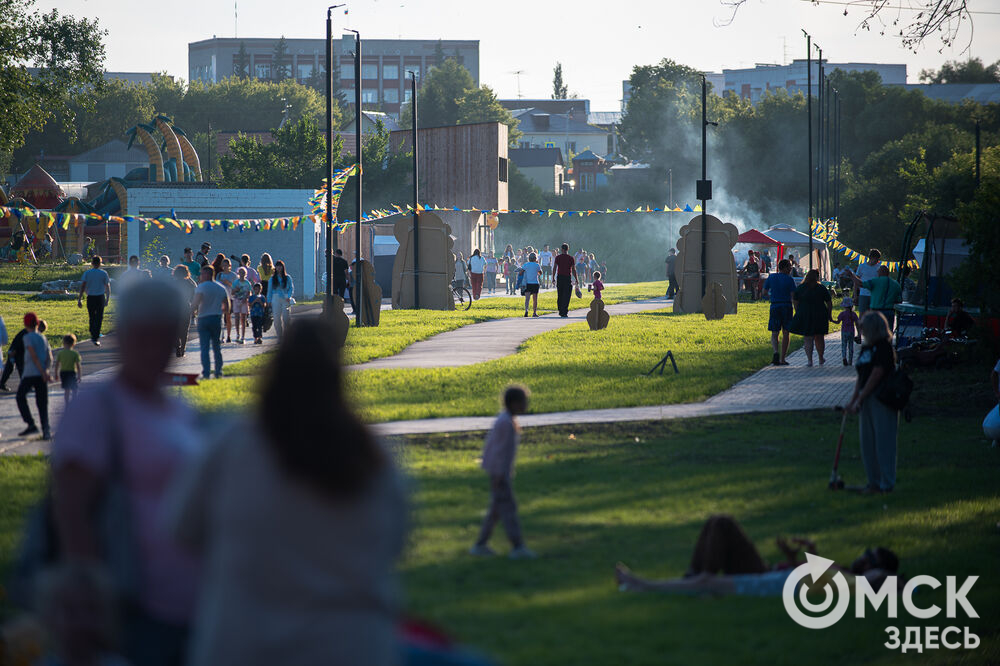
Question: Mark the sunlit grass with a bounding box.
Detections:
[0,294,115,346]
[223,281,669,373]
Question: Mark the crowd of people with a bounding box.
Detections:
[453,243,608,301]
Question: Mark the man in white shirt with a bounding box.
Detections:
[539,245,553,288]
[191,266,230,379]
[15,312,52,439]
[77,255,111,346]
[853,249,882,315]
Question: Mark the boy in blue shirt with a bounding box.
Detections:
[762,259,796,366]
[248,282,267,345]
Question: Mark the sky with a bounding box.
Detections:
[35,0,1000,111]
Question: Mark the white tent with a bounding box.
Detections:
[766,224,831,280]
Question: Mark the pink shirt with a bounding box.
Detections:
[51,380,202,623]
[592,279,604,299]
[837,309,859,334]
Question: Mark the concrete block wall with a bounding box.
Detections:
[125,188,319,299]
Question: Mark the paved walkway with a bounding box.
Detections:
[351,297,668,370]
[371,330,855,436]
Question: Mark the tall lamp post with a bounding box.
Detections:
[324,4,345,315]
[346,28,363,326]
[803,30,815,273]
[409,70,419,308]
[698,75,718,299]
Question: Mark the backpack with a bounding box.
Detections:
[877,365,913,411]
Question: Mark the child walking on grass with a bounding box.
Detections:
[834,297,862,365]
[53,334,82,402]
[470,385,536,560]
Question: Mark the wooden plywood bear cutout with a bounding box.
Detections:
[352,259,382,326]
[325,294,350,347]
[587,299,610,330]
[673,214,739,315]
[701,282,728,320]
[391,211,456,310]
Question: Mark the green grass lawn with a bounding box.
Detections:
[2,409,996,664]
[0,263,124,292]
[0,294,114,346]
[224,281,669,375]
[191,301,796,421]
[395,410,999,665]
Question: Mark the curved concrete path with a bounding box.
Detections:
[371,329,855,436]
[350,297,670,371]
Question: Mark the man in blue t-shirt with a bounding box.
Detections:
[762,258,796,366]
[76,255,111,346]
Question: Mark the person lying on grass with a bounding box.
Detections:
[615,514,899,597]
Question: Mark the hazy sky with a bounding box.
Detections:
[36,0,1000,111]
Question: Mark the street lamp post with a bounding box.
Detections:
[698,75,718,300]
[409,70,419,308]
[346,28,363,326]
[324,4,345,315]
[803,31,815,272]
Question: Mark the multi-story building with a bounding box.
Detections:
[188,36,479,116]
[722,60,906,104]
[509,108,611,159]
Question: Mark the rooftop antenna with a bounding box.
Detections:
[234,1,237,38]
[510,70,524,100]
[782,36,789,65]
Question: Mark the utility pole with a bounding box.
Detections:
[698,75,717,299]
[804,31,814,272]
[410,70,420,308]
[834,90,841,224]
[817,51,824,228]
[975,118,982,188]
[324,5,345,315]
[347,28,363,326]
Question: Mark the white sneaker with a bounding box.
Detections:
[469,544,496,557]
[508,546,538,560]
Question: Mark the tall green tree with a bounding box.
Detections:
[433,39,446,67]
[919,57,1000,84]
[552,62,568,99]
[0,0,107,158]
[219,115,341,188]
[399,58,475,128]
[233,41,250,78]
[271,36,290,82]
[456,86,521,144]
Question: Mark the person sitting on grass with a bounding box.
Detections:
[470,385,536,559]
[53,334,82,403]
[614,515,899,597]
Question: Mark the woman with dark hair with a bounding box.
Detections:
[615,515,900,597]
[169,317,406,666]
[267,260,294,341]
[790,269,833,366]
[210,253,226,281]
[846,311,899,494]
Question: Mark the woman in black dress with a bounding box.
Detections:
[791,269,833,366]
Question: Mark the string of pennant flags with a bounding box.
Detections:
[810,218,919,272]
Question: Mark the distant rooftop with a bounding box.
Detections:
[509,147,564,168]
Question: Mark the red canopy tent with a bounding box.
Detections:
[737,229,780,246]
[11,164,65,209]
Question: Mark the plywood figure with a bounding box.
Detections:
[701,282,728,320]
[673,214,739,315]
[352,259,382,326]
[587,299,610,330]
[324,295,350,347]
[391,211,457,310]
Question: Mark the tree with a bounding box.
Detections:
[271,36,290,82]
[720,0,974,52]
[433,39,446,67]
[0,0,107,156]
[456,86,522,144]
[552,62,568,99]
[233,41,250,78]
[618,59,702,166]
[399,58,475,128]
[219,115,341,188]
[919,57,1000,84]
[949,167,1000,315]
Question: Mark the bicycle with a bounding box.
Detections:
[452,281,473,310]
